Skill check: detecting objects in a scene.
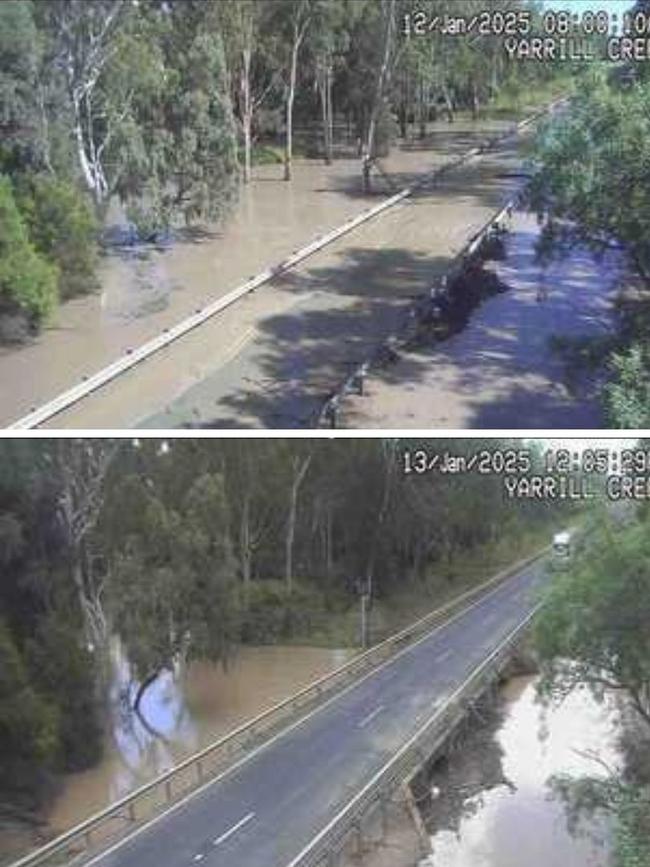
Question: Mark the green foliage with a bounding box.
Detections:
[0,0,41,157]
[530,68,650,272]
[99,1,238,230]
[240,581,323,643]
[615,785,650,867]
[536,511,650,866]
[109,469,238,685]
[529,69,650,425]
[16,175,98,300]
[27,614,103,771]
[0,440,105,810]
[550,774,650,867]
[0,174,58,329]
[535,513,650,724]
[605,343,650,428]
[0,620,59,782]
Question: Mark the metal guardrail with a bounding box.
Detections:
[8,544,549,867]
[315,188,523,428]
[285,603,541,867]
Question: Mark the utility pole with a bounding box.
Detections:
[359,576,372,649]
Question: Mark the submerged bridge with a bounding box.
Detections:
[11,547,551,867]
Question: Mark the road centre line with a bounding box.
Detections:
[213,812,255,847]
[286,601,544,867]
[435,648,453,664]
[358,706,384,729]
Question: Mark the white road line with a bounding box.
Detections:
[192,854,204,862]
[215,326,256,370]
[213,812,255,847]
[435,649,453,664]
[285,602,544,867]
[358,705,384,729]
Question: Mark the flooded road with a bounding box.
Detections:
[420,675,620,867]
[340,211,624,428]
[0,117,519,427]
[24,120,538,428]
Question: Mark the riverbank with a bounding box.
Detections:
[283,517,566,649]
[0,645,354,866]
[344,664,619,867]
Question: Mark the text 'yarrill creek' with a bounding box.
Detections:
[504,475,650,501]
[504,36,650,62]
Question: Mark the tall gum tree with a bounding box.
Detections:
[220,0,276,185]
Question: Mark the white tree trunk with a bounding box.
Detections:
[241,48,253,184]
[285,454,312,594]
[285,15,308,182]
[362,0,397,193]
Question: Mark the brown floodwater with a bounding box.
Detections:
[420,675,620,867]
[45,643,352,836]
[0,117,518,426]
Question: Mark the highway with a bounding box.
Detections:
[90,557,549,867]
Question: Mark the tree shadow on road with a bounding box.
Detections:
[179,246,451,428]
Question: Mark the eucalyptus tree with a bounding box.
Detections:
[306,0,349,163]
[104,446,238,710]
[219,0,276,184]
[35,0,238,231]
[268,0,313,180]
[37,0,127,205]
[0,0,48,169]
[362,0,398,190]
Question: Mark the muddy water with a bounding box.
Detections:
[340,210,624,428]
[0,117,517,425]
[420,675,620,867]
[44,644,352,836]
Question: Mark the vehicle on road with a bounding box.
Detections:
[552,530,572,567]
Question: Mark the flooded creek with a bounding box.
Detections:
[340,209,625,429]
[48,643,352,832]
[419,675,621,867]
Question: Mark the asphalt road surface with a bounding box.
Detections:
[90,558,549,867]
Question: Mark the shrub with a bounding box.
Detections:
[605,343,650,428]
[239,580,324,644]
[16,175,99,300]
[0,174,58,331]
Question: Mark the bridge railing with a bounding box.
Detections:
[285,604,540,867]
[8,545,548,867]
